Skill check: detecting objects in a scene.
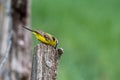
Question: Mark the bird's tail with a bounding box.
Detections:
[22,26,35,32]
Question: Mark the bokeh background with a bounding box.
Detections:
[31,0,120,80]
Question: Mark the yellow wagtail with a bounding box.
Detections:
[23,26,58,48]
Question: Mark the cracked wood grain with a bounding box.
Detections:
[31,43,63,80]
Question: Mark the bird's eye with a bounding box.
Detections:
[52,37,55,41]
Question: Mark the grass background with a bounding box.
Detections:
[31,0,120,80]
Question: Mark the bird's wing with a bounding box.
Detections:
[36,30,53,42]
[43,33,53,41]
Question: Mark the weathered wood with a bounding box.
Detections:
[0,0,12,80]
[10,0,31,80]
[31,43,63,80]
[0,0,31,80]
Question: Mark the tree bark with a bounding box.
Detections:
[31,43,63,80]
[0,0,12,79]
[0,0,31,80]
[10,0,31,80]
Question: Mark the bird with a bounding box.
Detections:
[22,26,58,48]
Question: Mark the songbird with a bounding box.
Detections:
[23,26,58,48]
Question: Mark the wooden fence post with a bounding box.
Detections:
[31,43,63,80]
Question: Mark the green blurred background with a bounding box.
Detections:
[31,0,120,80]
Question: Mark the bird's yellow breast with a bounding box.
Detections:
[32,32,56,46]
